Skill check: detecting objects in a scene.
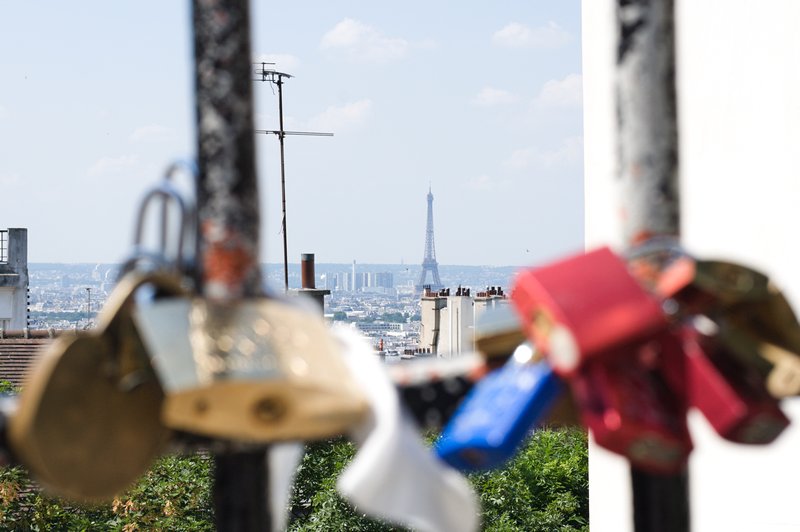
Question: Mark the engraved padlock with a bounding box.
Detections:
[9,271,185,501]
[388,352,487,430]
[434,343,563,472]
[571,331,692,474]
[8,164,195,501]
[134,296,368,442]
[511,246,667,376]
[678,322,788,444]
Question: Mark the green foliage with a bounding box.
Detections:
[0,380,19,394]
[288,429,588,532]
[332,311,348,321]
[0,430,587,531]
[0,454,212,531]
[380,312,407,324]
[470,428,589,532]
[288,438,405,531]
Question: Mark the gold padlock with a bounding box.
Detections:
[719,282,800,398]
[726,283,800,352]
[655,258,771,316]
[9,271,185,501]
[134,297,368,442]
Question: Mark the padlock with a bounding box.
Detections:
[434,343,563,472]
[571,331,692,474]
[8,164,196,501]
[9,271,185,501]
[726,283,800,350]
[388,352,487,430]
[539,384,582,428]
[474,304,526,370]
[678,321,789,444]
[473,305,581,427]
[652,255,800,399]
[134,296,368,442]
[511,246,667,376]
[672,274,800,399]
[655,257,770,317]
[625,236,688,291]
[716,316,800,399]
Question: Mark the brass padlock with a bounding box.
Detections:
[686,278,800,399]
[134,297,368,442]
[716,316,800,399]
[655,258,771,317]
[9,271,185,501]
[9,164,196,501]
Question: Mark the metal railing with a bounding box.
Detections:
[0,230,8,263]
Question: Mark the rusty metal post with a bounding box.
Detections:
[615,1,689,531]
[191,0,270,529]
[617,0,680,244]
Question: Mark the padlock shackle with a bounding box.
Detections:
[131,182,190,274]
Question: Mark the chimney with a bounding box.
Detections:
[292,252,331,315]
[301,253,316,289]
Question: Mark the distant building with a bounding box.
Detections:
[335,271,350,292]
[355,322,405,334]
[419,285,508,357]
[330,270,395,293]
[371,272,394,289]
[354,272,366,292]
[0,228,29,330]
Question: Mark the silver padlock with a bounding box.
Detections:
[134,297,368,442]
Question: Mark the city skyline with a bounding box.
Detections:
[0,2,583,267]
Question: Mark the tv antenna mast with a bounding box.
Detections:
[253,62,333,292]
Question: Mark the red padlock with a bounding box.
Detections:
[512,247,668,376]
[679,323,789,444]
[570,331,692,474]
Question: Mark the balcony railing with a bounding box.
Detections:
[0,230,7,263]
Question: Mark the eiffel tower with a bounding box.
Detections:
[416,186,443,293]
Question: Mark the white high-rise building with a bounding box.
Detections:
[0,228,29,330]
[419,286,508,357]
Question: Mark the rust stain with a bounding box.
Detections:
[201,221,257,297]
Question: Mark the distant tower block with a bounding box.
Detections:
[416,187,443,292]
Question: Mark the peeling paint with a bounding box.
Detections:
[193,0,262,301]
[616,0,680,246]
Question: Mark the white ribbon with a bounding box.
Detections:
[334,326,480,532]
[269,442,305,531]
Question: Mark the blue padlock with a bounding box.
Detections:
[435,343,563,472]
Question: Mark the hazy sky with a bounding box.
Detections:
[0,1,583,266]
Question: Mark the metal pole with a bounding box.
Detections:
[615,1,688,531]
[277,78,289,292]
[617,0,680,245]
[191,0,270,530]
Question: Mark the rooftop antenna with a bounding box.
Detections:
[253,62,333,292]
